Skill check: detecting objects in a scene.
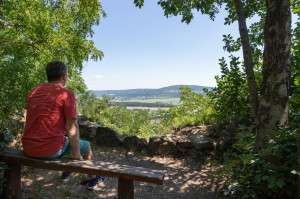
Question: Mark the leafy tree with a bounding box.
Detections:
[0,0,106,144]
[205,56,251,124]
[168,85,213,127]
[77,91,112,120]
[95,104,165,138]
[134,0,298,150]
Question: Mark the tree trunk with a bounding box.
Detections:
[255,0,291,150]
[233,0,259,124]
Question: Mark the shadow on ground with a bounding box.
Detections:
[20,146,224,199]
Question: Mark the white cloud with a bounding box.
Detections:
[94,74,104,79]
[111,75,119,79]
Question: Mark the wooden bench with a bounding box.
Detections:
[0,148,165,199]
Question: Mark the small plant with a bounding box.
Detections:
[209,119,299,199]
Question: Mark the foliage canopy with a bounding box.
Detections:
[0,0,105,143]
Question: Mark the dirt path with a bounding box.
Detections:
[21,146,224,199]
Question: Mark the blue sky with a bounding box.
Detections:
[82,0,241,90]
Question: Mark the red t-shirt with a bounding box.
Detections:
[22,83,77,157]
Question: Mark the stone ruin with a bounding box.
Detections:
[78,120,215,157]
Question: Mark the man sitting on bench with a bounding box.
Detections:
[21,60,105,190]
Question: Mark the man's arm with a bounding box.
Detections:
[65,117,82,160]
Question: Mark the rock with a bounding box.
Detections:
[95,126,124,147]
[78,123,101,141]
[177,137,194,148]
[77,114,88,121]
[194,141,214,150]
[187,149,199,158]
[198,125,209,132]
[176,135,194,153]
[163,134,179,144]
[191,132,214,150]
[177,146,188,153]
[78,119,214,157]
[147,136,177,155]
[123,136,147,151]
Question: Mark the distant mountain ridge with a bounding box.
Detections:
[92,85,213,99]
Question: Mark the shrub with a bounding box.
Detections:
[209,115,299,199]
[167,85,214,128]
[205,56,252,125]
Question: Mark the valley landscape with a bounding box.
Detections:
[92,85,213,108]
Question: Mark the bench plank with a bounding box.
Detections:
[0,148,164,185]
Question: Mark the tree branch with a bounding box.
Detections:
[0,23,29,28]
[233,0,259,124]
[0,40,44,55]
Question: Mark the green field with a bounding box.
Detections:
[113,97,181,106]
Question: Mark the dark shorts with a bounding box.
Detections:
[40,137,89,160]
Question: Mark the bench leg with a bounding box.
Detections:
[118,178,134,199]
[2,163,21,199]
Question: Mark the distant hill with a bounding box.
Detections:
[92,85,213,100]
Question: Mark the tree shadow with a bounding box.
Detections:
[20,146,224,199]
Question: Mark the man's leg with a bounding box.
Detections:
[80,140,106,190]
[83,141,93,160]
[60,138,105,189]
[82,142,95,179]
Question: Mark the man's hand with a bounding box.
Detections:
[70,154,83,160]
[65,117,82,160]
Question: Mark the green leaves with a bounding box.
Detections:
[222,34,241,52]
[262,175,269,181]
[77,91,172,138]
[134,0,144,9]
[290,5,300,112]
[155,0,221,24]
[291,0,300,15]
[205,56,252,124]
[1,0,105,80]
[276,178,285,188]
[0,0,105,144]
[212,123,299,198]
[167,85,214,127]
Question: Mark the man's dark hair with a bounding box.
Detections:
[46,61,68,81]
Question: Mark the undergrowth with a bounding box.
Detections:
[208,113,300,199]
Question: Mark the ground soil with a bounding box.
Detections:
[20,145,224,199]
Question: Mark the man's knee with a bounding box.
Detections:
[85,141,91,153]
[88,141,93,152]
[83,141,93,160]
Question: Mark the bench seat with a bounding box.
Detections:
[0,148,165,199]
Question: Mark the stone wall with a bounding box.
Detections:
[78,120,215,157]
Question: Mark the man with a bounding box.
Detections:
[22,60,105,190]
